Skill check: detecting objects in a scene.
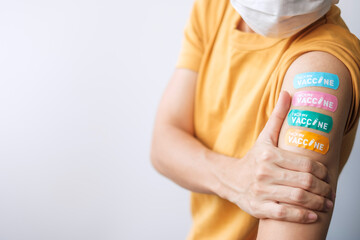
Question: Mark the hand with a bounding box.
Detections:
[214,91,334,223]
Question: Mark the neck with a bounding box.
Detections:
[237,19,255,33]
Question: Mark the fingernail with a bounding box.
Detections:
[326,199,334,209]
[308,212,318,221]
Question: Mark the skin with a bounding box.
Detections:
[151,18,349,239]
[235,19,352,239]
[256,51,352,239]
[151,67,333,223]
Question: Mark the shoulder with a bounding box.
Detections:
[281,51,352,140]
[188,0,230,42]
[283,52,352,104]
[285,52,351,86]
[189,0,228,23]
[288,6,360,59]
[278,6,360,133]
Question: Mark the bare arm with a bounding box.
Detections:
[151,68,333,223]
[257,51,352,239]
[150,68,220,194]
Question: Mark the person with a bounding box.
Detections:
[150,0,360,239]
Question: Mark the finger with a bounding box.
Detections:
[265,185,333,212]
[257,201,318,223]
[272,168,332,199]
[258,91,291,145]
[274,150,328,181]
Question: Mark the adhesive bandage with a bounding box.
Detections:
[292,91,338,112]
[287,109,333,133]
[285,128,329,155]
[294,72,339,90]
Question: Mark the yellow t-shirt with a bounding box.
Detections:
[176,0,360,239]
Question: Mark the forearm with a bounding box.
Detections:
[151,122,228,195]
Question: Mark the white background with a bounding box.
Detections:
[0,1,359,239]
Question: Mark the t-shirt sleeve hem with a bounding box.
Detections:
[175,52,202,72]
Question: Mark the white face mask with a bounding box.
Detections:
[230,0,339,38]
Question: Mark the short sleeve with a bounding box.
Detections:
[277,22,360,134]
[176,0,205,72]
[274,20,360,170]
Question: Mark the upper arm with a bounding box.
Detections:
[257,51,352,240]
[153,68,198,135]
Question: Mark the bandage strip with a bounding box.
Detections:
[292,91,338,112]
[287,109,333,133]
[285,128,329,155]
[293,72,339,90]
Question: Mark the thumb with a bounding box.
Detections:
[258,91,291,145]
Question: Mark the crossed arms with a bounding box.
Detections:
[150,51,352,239]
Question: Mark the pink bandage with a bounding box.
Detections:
[292,91,338,112]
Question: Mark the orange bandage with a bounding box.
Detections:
[285,128,329,155]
